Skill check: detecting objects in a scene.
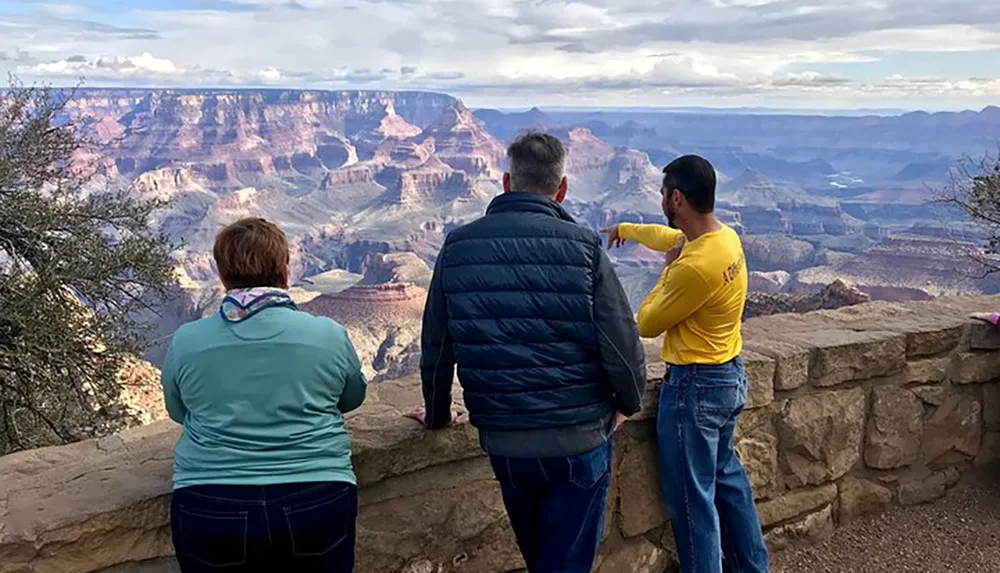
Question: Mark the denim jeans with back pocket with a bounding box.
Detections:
[488,439,614,573]
[657,357,769,573]
[170,481,357,572]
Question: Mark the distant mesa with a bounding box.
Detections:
[320,165,376,188]
[369,139,435,169]
[359,253,432,288]
[300,282,425,379]
[294,250,431,379]
[376,160,477,207]
[473,106,556,140]
[301,282,426,326]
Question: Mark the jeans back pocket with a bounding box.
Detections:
[283,485,355,557]
[567,441,612,489]
[693,363,745,430]
[175,505,249,568]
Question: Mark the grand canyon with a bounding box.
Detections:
[60,88,1000,380]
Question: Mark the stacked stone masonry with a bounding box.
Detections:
[2,295,1000,573]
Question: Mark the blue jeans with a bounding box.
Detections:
[488,440,614,573]
[170,481,357,572]
[657,357,769,573]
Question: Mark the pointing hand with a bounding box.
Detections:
[600,224,625,250]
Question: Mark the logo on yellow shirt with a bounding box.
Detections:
[722,254,745,285]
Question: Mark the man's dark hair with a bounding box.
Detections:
[507,131,566,195]
[662,155,716,213]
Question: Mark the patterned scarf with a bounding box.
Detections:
[220,287,297,323]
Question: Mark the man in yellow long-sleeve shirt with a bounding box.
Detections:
[602,155,768,573]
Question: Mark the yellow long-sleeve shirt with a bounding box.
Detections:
[618,223,747,366]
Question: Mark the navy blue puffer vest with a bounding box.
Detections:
[436,193,613,431]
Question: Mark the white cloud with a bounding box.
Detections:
[259,67,282,82]
[773,71,851,87]
[1,0,999,109]
[32,52,178,76]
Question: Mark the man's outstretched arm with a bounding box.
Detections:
[419,252,456,429]
[593,248,647,418]
[636,262,711,338]
[615,223,684,253]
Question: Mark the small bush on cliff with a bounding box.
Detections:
[940,152,1000,275]
[0,80,176,454]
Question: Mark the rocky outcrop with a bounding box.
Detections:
[300,284,425,380]
[744,279,871,319]
[743,234,817,272]
[358,253,432,289]
[719,171,859,236]
[749,270,792,293]
[349,99,423,160]
[416,102,505,177]
[376,160,477,207]
[320,165,376,188]
[562,127,617,174]
[5,296,1000,573]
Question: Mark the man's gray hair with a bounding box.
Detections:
[506,131,566,196]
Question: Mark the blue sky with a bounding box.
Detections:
[1,0,998,110]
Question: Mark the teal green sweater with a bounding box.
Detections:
[161,307,367,490]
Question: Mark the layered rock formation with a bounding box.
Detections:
[66,89,467,195]
[5,296,1000,573]
[300,283,426,381]
[349,99,423,160]
[796,234,1000,301]
[749,270,792,293]
[719,171,860,236]
[415,101,505,177]
[742,234,817,272]
[358,253,432,288]
[744,279,871,319]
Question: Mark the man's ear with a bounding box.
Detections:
[671,188,685,209]
[554,176,568,203]
[502,172,511,193]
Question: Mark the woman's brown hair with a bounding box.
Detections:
[213,218,290,289]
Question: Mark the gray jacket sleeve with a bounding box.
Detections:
[419,249,456,429]
[592,246,647,416]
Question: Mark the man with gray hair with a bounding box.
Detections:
[407,131,646,572]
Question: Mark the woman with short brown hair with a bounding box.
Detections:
[162,217,366,572]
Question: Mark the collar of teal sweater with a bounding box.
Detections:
[219,287,297,323]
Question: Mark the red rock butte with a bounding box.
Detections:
[300,283,426,326]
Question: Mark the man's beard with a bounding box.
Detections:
[665,206,677,229]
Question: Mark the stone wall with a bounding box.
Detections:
[3,295,1000,573]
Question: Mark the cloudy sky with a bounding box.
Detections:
[1,0,998,110]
